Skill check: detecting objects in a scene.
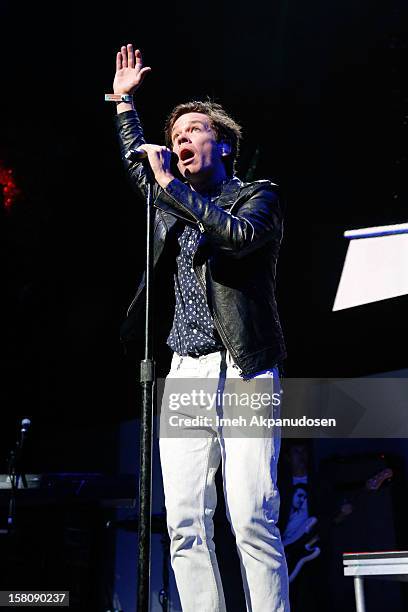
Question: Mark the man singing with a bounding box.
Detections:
[113,43,289,611]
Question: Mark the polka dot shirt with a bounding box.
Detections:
[167,224,224,356]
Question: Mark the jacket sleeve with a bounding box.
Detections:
[163,178,283,256]
[115,109,157,201]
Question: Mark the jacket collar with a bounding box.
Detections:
[216,176,243,208]
[183,175,242,208]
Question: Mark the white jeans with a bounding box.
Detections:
[159,350,290,611]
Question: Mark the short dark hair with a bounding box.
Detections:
[164,100,242,177]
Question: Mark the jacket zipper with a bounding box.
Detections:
[126,205,202,317]
[162,190,205,233]
[187,189,247,374]
[156,203,204,230]
[192,251,244,376]
[125,207,172,317]
[126,283,144,317]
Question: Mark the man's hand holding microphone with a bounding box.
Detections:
[113,43,175,188]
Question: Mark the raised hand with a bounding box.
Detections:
[113,44,151,95]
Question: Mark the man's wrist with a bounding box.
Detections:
[156,172,175,190]
[116,100,135,114]
[104,92,135,114]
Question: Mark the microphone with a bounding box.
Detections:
[20,418,31,440]
[125,147,179,164]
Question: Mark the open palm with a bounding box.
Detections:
[113,44,151,95]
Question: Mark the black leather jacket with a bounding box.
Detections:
[116,110,286,377]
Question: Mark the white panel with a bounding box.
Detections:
[333,233,408,311]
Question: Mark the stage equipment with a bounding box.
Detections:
[343,550,408,612]
[333,222,408,310]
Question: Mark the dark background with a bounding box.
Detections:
[1,1,407,425]
[0,0,407,608]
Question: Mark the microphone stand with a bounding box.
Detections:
[3,419,31,535]
[137,168,156,612]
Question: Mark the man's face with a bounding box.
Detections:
[170,112,226,182]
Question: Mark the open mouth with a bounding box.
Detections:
[179,147,195,163]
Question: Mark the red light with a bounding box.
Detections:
[0,160,20,209]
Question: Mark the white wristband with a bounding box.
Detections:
[104,93,133,103]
